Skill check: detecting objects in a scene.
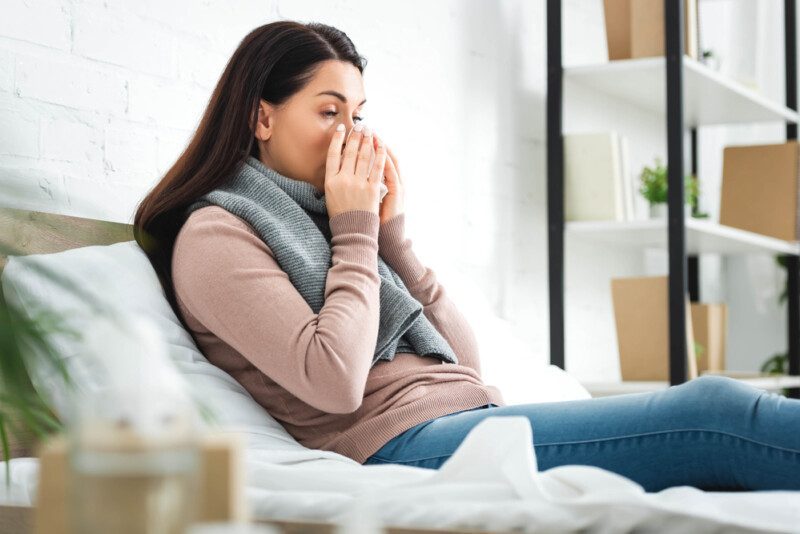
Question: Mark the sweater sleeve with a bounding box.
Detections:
[172,207,381,414]
[378,213,483,378]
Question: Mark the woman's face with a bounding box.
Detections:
[254,59,367,194]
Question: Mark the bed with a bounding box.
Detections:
[1,205,800,534]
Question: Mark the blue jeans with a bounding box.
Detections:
[363,375,800,492]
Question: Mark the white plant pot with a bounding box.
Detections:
[649,203,692,219]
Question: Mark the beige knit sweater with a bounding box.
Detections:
[171,205,505,464]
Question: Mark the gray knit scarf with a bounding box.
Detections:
[184,155,458,368]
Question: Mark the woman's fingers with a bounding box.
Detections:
[354,126,375,180]
[326,124,347,177]
[341,124,365,176]
[385,145,401,185]
[383,146,399,186]
[369,135,387,184]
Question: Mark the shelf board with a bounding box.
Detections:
[581,372,800,397]
[565,217,800,255]
[564,56,799,127]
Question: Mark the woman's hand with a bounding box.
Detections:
[325,124,385,220]
[372,134,405,226]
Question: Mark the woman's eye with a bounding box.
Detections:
[323,111,363,122]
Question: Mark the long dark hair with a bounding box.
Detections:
[134,21,367,331]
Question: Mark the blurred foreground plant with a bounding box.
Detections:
[0,240,84,488]
[0,237,216,488]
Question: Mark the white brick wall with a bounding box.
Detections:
[0,0,249,222]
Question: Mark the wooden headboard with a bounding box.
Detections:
[0,206,135,458]
[0,206,134,273]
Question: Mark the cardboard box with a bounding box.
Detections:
[603,0,699,60]
[611,276,698,381]
[719,141,800,242]
[690,303,728,374]
[33,431,248,534]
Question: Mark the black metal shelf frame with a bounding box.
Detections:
[545,0,800,398]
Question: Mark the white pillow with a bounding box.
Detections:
[0,240,318,457]
[474,313,592,404]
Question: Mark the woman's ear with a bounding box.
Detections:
[254,99,273,142]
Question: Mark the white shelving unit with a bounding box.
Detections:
[565,56,800,126]
[547,3,800,397]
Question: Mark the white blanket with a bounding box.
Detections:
[6,416,799,533]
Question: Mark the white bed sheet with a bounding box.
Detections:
[3,416,799,534]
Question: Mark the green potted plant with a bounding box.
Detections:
[639,157,709,219]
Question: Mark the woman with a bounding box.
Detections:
[135,20,800,493]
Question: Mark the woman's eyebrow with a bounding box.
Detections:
[316,90,367,106]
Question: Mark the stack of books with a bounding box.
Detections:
[564,131,634,222]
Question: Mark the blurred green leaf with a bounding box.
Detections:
[0,211,145,483]
[0,229,215,488]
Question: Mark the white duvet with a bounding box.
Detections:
[4,416,800,534]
